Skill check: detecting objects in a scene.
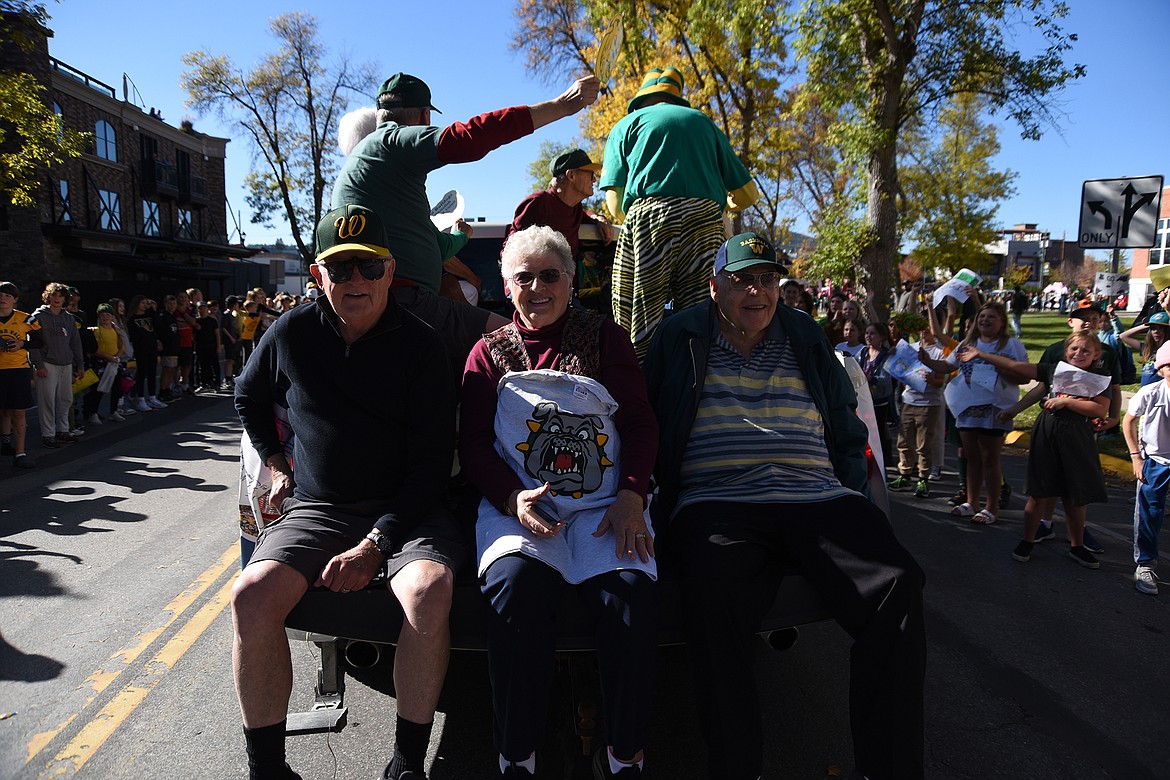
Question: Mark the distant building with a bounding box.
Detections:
[0,13,254,303]
[1127,185,1170,311]
[985,224,1086,290]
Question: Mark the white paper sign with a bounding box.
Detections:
[429,189,465,231]
[933,268,983,308]
[1052,361,1111,398]
[884,340,930,393]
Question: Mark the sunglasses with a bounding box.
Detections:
[318,257,386,284]
[511,268,565,287]
[721,271,780,291]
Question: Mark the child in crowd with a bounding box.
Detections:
[0,281,40,468]
[889,325,946,498]
[834,319,865,358]
[194,301,222,392]
[1119,311,1170,387]
[157,295,181,401]
[1122,341,1170,595]
[83,303,126,425]
[962,332,1110,568]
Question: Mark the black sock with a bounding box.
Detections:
[243,721,287,779]
[392,715,433,773]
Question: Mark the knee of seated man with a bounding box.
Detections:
[231,562,302,626]
[396,560,455,615]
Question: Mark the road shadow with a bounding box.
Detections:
[0,630,66,682]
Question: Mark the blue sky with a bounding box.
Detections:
[42,0,1170,249]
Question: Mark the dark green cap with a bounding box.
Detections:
[376,73,440,113]
[714,232,788,275]
[315,204,391,262]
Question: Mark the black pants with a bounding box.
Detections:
[133,351,157,398]
[481,554,656,762]
[673,496,926,780]
[195,347,219,388]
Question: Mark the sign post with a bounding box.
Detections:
[1078,176,1163,249]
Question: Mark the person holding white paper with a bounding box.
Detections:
[959,331,1110,569]
[920,301,1026,524]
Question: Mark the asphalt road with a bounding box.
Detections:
[1,396,1167,779]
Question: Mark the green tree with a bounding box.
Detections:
[795,0,1084,317]
[181,12,377,264]
[899,94,1016,274]
[0,2,89,208]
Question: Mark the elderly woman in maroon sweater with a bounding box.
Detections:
[460,225,658,779]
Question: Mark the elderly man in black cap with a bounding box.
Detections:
[600,65,759,359]
[332,72,599,372]
[506,148,613,261]
[643,232,926,780]
[233,204,465,780]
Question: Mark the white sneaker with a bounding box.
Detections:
[109,410,126,422]
[135,398,153,412]
[87,413,103,426]
[121,405,137,415]
[148,397,167,410]
[69,427,85,437]
[1135,565,1159,595]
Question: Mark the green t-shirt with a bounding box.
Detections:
[1039,339,1121,384]
[600,103,751,215]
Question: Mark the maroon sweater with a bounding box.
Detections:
[459,310,658,512]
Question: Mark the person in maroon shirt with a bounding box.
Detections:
[460,225,657,779]
[506,148,614,262]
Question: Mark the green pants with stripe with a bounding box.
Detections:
[611,196,725,359]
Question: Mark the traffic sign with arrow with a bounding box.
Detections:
[1079,176,1163,249]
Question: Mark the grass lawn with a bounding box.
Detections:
[1006,311,1135,464]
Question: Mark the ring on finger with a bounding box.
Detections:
[634,532,647,539]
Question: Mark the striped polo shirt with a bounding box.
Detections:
[675,321,857,515]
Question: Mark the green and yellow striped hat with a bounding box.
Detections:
[627,66,691,113]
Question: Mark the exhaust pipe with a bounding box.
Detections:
[764,627,799,652]
[343,640,382,669]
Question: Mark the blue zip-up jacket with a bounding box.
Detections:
[235,294,454,545]
[643,300,870,521]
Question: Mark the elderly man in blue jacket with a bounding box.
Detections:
[643,232,926,780]
[234,204,464,780]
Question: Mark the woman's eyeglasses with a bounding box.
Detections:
[721,271,780,291]
[511,269,565,287]
[317,257,386,284]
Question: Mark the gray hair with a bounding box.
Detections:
[374,104,427,126]
[500,225,575,280]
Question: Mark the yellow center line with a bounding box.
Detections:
[26,543,240,765]
[43,571,239,776]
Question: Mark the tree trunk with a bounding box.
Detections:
[860,141,899,322]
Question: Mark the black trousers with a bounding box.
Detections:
[673,496,926,780]
[481,554,656,762]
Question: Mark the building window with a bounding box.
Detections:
[142,200,159,236]
[53,101,64,142]
[178,208,193,239]
[98,189,121,231]
[1151,218,1170,266]
[59,180,71,224]
[95,119,117,162]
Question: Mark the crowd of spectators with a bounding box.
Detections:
[0,280,316,470]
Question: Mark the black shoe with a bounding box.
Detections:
[1012,540,1034,562]
[55,432,76,444]
[376,763,426,780]
[0,441,13,456]
[1082,528,1105,554]
[502,767,535,778]
[948,485,967,506]
[999,480,1012,509]
[12,453,35,469]
[1033,523,1055,543]
[1068,546,1100,569]
[41,437,60,449]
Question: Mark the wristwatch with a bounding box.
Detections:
[365,528,392,557]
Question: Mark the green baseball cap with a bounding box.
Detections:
[314,204,391,262]
[714,232,788,275]
[376,73,440,113]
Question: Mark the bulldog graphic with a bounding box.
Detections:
[515,401,613,498]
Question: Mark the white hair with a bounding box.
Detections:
[338,107,377,156]
[499,225,575,280]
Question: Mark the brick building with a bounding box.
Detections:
[1126,185,1170,311]
[0,15,257,304]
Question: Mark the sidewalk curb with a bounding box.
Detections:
[1004,429,1136,485]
